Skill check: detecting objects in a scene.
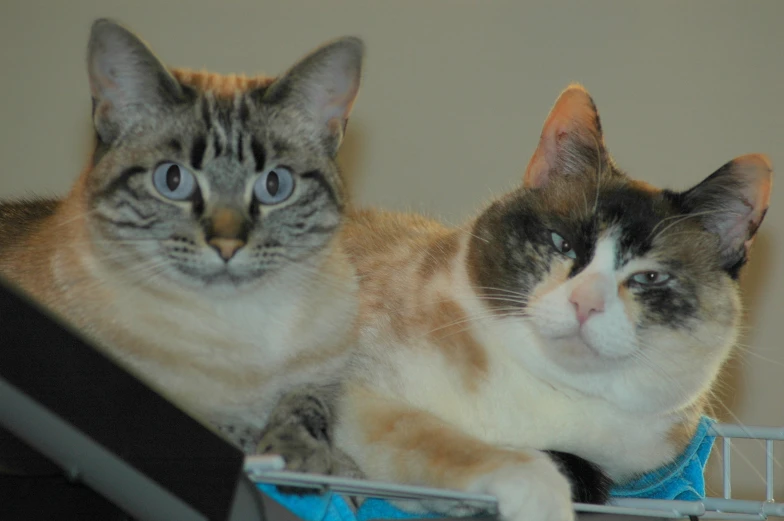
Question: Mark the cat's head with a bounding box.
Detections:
[468,85,772,413]
[82,19,363,293]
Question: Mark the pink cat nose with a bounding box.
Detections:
[569,273,609,325]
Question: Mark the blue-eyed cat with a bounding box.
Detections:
[0,19,363,458]
[261,84,773,519]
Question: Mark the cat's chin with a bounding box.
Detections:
[161,264,271,295]
[537,333,634,373]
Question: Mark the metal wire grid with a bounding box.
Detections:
[245,423,784,520]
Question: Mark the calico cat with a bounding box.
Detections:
[0,19,363,456]
[261,84,772,519]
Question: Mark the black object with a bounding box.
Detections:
[0,276,266,521]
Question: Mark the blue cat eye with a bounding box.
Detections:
[550,232,577,259]
[630,271,671,286]
[254,167,295,205]
[152,162,197,200]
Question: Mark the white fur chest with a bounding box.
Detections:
[381,339,679,481]
[66,262,354,428]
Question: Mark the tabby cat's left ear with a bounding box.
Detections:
[261,37,364,156]
[679,154,773,276]
[87,19,190,144]
[524,84,608,189]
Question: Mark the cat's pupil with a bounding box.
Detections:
[645,271,657,281]
[561,240,572,253]
[166,164,181,191]
[267,172,280,196]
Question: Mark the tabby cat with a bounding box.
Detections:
[0,19,363,456]
[261,85,772,520]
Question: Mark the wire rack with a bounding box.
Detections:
[245,423,784,520]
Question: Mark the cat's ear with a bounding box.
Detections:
[524,84,608,189]
[680,154,773,274]
[261,37,364,155]
[87,19,190,144]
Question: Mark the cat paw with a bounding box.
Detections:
[257,423,333,474]
[257,423,363,474]
[471,457,574,521]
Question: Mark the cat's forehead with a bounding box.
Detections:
[520,172,711,264]
[171,68,275,99]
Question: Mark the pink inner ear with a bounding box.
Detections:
[734,155,773,251]
[523,84,602,189]
[701,153,773,258]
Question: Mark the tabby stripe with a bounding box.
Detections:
[169,139,182,153]
[98,166,147,199]
[237,134,244,163]
[298,207,321,220]
[94,209,161,230]
[301,170,339,208]
[272,140,289,156]
[201,97,213,131]
[239,97,250,124]
[191,135,207,170]
[213,134,223,157]
[251,137,266,172]
[301,224,338,235]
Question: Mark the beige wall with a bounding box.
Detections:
[1,0,782,500]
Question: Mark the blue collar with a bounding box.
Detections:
[610,416,716,501]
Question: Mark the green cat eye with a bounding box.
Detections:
[550,232,577,259]
[630,271,671,286]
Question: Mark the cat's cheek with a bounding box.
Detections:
[526,286,580,339]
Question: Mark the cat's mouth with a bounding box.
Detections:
[549,333,603,358]
[171,263,267,288]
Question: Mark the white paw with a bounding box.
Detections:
[470,457,574,521]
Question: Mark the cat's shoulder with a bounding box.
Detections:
[0,198,60,249]
[343,207,450,249]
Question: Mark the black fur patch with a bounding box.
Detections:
[545,450,611,505]
[468,194,556,309]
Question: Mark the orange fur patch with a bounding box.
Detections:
[418,232,460,280]
[171,68,275,99]
[618,284,643,325]
[210,208,244,238]
[666,397,707,451]
[528,261,572,305]
[360,392,529,488]
[426,299,489,390]
[629,179,661,195]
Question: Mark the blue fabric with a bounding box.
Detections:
[609,416,716,501]
[256,416,716,520]
[256,484,357,521]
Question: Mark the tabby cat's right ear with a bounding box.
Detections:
[87,19,190,144]
[260,37,364,156]
[524,84,609,189]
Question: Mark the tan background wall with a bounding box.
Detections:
[1,0,781,500]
